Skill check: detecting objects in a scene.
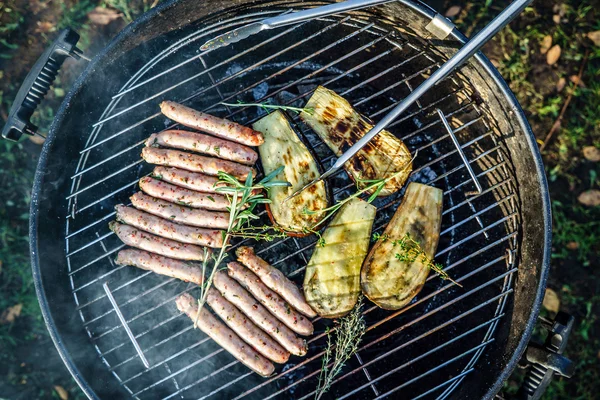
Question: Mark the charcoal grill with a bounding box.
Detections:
[11,0,556,399]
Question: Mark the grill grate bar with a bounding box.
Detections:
[309,313,505,400]
[76,270,152,311]
[69,245,125,280]
[72,139,146,179]
[66,160,144,200]
[69,178,140,217]
[161,361,241,400]
[66,210,116,239]
[66,231,113,257]
[411,368,475,400]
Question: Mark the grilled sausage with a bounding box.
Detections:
[236,246,316,318]
[146,130,258,165]
[214,271,307,356]
[227,262,313,336]
[109,221,207,261]
[115,205,224,248]
[139,177,229,211]
[153,166,222,194]
[130,192,229,230]
[160,101,264,147]
[206,288,290,364]
[176,293,274,377]
[115,249,204,285]
[142,147,254,180]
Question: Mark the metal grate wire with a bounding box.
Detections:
[65,4,520,399]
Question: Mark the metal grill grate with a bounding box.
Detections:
[64,4,520,399]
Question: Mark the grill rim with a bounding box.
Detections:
[28,0,551,399]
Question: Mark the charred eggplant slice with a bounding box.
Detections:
[304,197,376,318]
[301,86,412,196]
[361,182,443,310]
[253,111,330,236]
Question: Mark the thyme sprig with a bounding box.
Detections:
[315,295,366,400]
[193,167,290,327]
[373,232,461,286]
[221,100,314,114]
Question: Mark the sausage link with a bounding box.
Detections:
[130,192,229,230]
[152,166,222,194]
[160,101,264,147]
[176,293,274,377]
[110,221,207,261]
[236,246,316,318]
[227,262,313,336]
[206,288,290,364]
[142,146,254,180]
[139,177,229,211]
[115,205,224,248]
[214,271,307,356]
[115,249,204,285]
[147,130,258,165]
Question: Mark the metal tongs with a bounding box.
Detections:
[201,0,533,201]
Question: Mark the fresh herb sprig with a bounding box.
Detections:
[194,167,290,327]
[221,101,314,115]
[315,296,366,400]
[373,232,461,286]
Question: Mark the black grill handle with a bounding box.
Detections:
[517,311,575,400]
[1,28,83,142]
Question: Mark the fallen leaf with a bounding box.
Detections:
[0,304,23,324]
[490,59,500,68]
[546,44,561,65]
[28,134,46,145]
[543,288,560,313]
[588,31,600,46]
[87,7,122,25]
[0,260,2,275]
[566,241,579,250]
[35,21,55,34]
[578,190,600,207]
[54,385,68,400]
[556,77,566,92]
[445,5,461,18]
[552,14,561,24]
[583,146,600,162]
[569,75,586,88]
[540,35,553,54]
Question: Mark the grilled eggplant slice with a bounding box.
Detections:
[304,197,376,318]
[253,110,329,236]
[361,182,443,310]
[301,86,412,196]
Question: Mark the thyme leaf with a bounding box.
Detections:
[221,101,314,115]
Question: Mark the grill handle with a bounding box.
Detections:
[1,28,84,142]
[517,311,575,400]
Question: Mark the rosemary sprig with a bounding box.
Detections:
[379,232,461,286]
[315,295,366,400]
[221,101,314,114]
[193,167,290,327]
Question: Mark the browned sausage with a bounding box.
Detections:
[160,101,264,147]
[206,288,290,364]
[109,221,207,261]
[130,192,229,230]
[214,271,307,356]
[176,293,274,377]
[142,147,254,180]
[227,262,313,336]
[236,246,316,318]
[139,177,229,211]
[115,205,224,248]
[115,249,204,285]
[152,166,224,194]
[146,130,258,165]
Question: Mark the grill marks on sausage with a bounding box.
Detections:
[115,249,205,285]
[152,166,223,194]
[115,204,224,248]
[160,101,264,147]
[139,177,229,211]
[227,262,314,336]
[206,288,290,364]
[176,293,274,377]
[147,130,258,165]
[142,147,255,180]
[236,246,316,318]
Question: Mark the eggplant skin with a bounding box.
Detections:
[361,183,443,310]
[254,111,329,236]
[301,86,412,197]
[304,198,376,318]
